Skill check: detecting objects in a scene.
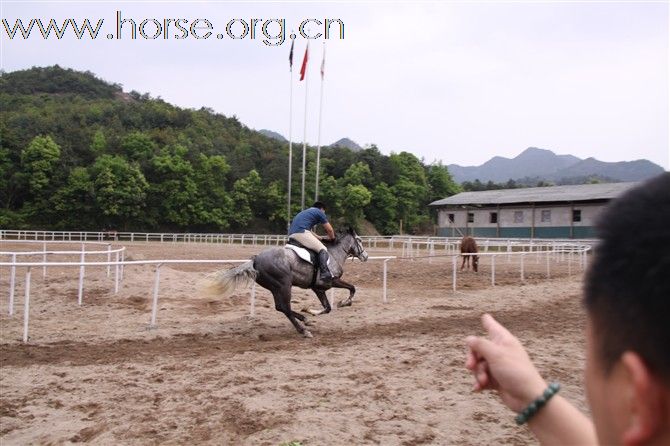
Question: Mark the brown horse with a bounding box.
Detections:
[460,236,479,272]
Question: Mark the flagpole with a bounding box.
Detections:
[300,42,310,210]
[287,45,294,231]
[314,42,326,202]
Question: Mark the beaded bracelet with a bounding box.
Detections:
[515,382,561,425]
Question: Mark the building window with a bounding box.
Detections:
[514,211,524,223]
[448,213,455,223]
[572,209,582,222]
[490,212,498,224]
[541,210,551,223]
[467,213,474,223]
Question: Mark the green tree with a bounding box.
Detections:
[51,167,95,229]
[90,129,107,156]
[21,135,61,197]
[145,145,197,229]
[366,182,398,235]
[0,146,12,206]
[92,155,148,230]
[121,131,155,165]
[389,152,429,232]
[192,154,233,229]
[231,173,254,227]
[389,151,427,187]
[426,162,460,202]
[342,162,372,187]
[318,175,343,221]
[341,184,371,229]
[392,178,427,233]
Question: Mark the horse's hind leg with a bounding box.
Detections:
[272,287,312,338]
[332,278,356,308]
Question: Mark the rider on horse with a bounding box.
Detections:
[288,201,335,283]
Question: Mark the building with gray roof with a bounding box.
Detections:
[429,182,637,238]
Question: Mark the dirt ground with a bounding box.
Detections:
[1,241,590,445]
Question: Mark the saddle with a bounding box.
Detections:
[285,239,318,264]
[285,239,331,287]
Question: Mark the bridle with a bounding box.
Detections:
[349,235,367,261]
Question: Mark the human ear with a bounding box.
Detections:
[621,351,664,446]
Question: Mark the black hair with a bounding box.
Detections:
[584,173,670,379]
[312,201,326,210]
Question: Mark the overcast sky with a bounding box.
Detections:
[2,1,668,169]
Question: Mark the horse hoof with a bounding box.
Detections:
[303,308,324,316]
[303,330,313,338]
[337,300,352,308]
[304,319,315,326]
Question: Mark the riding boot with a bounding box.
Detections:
[318,250,333,282]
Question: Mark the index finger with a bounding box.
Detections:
[481,313,513,342]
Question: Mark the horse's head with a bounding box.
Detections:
[472,255,479,272]
[339,227,368,262]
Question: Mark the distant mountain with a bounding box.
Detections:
[447,147,664,184]
[329,137,362,151]
[258,129,287,142]
[256,132,363,152]
[554,157,664,182]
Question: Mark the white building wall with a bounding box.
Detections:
[438,203,607,231]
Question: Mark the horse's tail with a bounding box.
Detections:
[201,259,257,298]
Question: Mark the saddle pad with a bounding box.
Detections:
[285,244,313,263]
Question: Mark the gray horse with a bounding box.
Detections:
[206,227,368,337]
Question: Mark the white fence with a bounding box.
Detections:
[1,229,597,248]
[1,236,590,343]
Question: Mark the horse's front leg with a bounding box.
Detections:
[331,277,356,308]
[302,288,332,316]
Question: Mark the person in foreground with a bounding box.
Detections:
[288,201,336,282]
[465,172,670,446]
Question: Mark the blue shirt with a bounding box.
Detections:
[288,207,328,235]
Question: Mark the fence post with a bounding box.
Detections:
[77,248,85,305]
[452,256,457,292]
[114,251,120,294]
[491,255,496,286]
[106,244,112,278]
[568,250,572,275]
[520,254,525,281]
[383,259,390,303]
[9,253,17,316]
[42,242,47,279]
[23,267,32,343]
[120,250,125,281]
[150,263,163,327]
[546,250,551,279]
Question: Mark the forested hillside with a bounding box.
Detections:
[0,66,460,234]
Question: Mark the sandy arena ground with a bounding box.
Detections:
[1,241,590,445]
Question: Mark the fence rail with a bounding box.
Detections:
[1,228,598,248]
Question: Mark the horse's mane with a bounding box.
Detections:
[322,228,354,246]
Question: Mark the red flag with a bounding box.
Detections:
[288,40,294,71]
[299,43,309,81]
